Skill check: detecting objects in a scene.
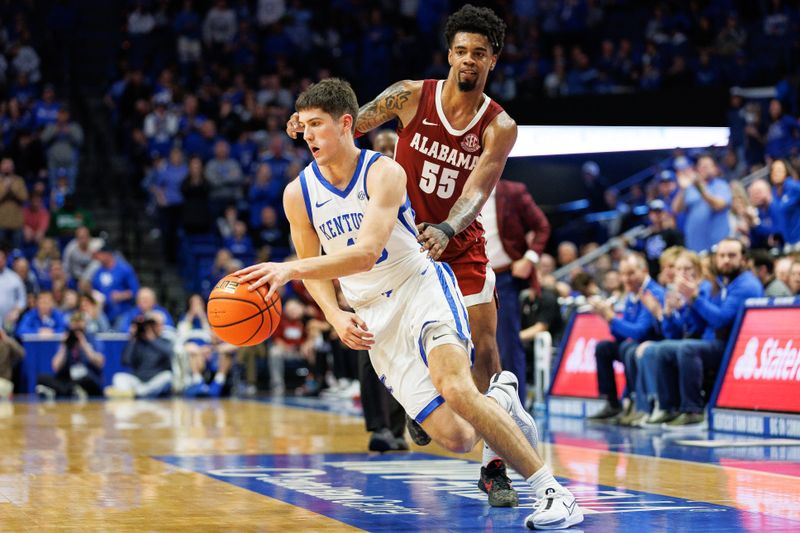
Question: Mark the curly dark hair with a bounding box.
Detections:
[444,4,506,55]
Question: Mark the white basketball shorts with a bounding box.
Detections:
[355,259,474,423]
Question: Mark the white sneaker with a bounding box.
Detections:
[36,384,56,402]
[488,371,539,450]
[525,487,584,530]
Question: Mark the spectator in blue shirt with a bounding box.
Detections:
[91,246,140,325]
[587,253,665,421]
[657,239,763,429]
[31,84,61,129]
[223,220,254,262]
[247,163,283,229]
[672,153,732,252]
[151,147,187,263]
[768,159,800,245]
[116,286,175,333]
[16,290,66,335]
[747,179,782,249]
[765,99,799,160]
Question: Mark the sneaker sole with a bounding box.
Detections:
[478,482,520,507]
[526,507,584,530]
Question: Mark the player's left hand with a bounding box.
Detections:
[416,223,449,260]
[235,262,292,299]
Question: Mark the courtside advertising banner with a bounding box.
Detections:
[716,307,800,414]
[550,313,626,398]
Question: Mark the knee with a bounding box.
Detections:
[438,425,477,454]
[435,376,479,415]
[595,340,615,360]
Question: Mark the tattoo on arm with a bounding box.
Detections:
[445,192,486,235]
[357,82,412,133]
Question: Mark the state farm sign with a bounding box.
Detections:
[550,313,626,399]
[716,308,800,413]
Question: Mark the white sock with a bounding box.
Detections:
[191,373,203,385]
[526,465,563,497]
[482,441,502,468]
[486,386,513,413]
[214,372,226,384]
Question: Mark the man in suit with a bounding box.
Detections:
[481,179,550,403]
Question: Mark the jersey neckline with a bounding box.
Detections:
[434,79,492,137]
[311,148,366,198]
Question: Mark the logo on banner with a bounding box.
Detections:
[550,314,625,398]
[717,308,800,413]
[732,336,799,381]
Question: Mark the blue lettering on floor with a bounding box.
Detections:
[155,452,800,531]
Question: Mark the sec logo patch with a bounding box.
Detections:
[461,133,480,153]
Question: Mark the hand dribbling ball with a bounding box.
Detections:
[207,274,282,346]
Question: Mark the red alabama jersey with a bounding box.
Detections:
[394,79,504,264]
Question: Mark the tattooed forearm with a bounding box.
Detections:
[444,191,487,235]
[356,81,412,133]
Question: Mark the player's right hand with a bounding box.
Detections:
[330,310,374,351]
[286,112,303,139]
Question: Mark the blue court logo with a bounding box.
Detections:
[152,452,797,532]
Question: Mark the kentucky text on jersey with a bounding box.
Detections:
[408,133,479,170]
[318,212,364,240]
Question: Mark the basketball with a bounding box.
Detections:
[207,274,282,346]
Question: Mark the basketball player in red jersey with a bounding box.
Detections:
[288,5,524,509]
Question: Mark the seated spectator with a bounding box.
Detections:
[50,169,72,210]
[557,241,578,267]
[764,99,798,161]
[143,93,178,158]
[790,259,800,295]
[519,278,564,348]
[79,292,110,335]
[32,83,60,129]
[601,269,623,302]
[268,298,311,395]
[635,250,711,426]
[672,153,731,252]
[752,250,792,297]
[0,329,23,399]
[657,245,684,287]
[17,290,66,335]
[0,157,29,248]
[223,220,254,260]
[91,245,140,325]
[587,253,664,422]
[116,287,174,332]
[22,191,50,246]
[63,226,104,286]
[41,258,69,292]
[184,332,237,398]
[105,314,173,399]
[35,313,105,400]
[648,238,763,429]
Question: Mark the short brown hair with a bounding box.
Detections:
[295,78,359,133]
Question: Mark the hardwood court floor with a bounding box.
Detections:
[0,397,798,532]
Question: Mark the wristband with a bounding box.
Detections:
[524,250,540,264]
[422,222,455,239]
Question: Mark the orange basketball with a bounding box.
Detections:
[207,274,282,346]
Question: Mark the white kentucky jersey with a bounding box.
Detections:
[298,148,427,308]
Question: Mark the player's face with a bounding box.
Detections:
[448,32,496,92]
[298,108,351,165]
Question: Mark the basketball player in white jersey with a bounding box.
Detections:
[236,79,583,530]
